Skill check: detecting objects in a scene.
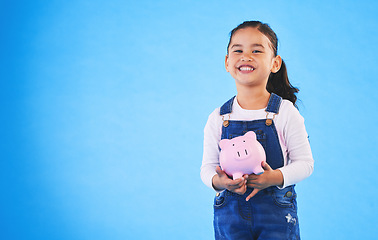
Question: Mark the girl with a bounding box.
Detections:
[200,21,314,239]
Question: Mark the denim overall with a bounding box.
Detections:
[214,93,300,240]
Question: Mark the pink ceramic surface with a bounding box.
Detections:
[219,131,265,180]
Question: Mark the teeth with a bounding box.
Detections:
[239,67,254,71]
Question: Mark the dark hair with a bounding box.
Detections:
[227,21,299,107]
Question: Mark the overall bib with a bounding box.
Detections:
[214,93,300,240]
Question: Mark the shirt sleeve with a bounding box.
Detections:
[200,109,223,191]
[278,104,314,188]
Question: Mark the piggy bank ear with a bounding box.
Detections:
[219,139,231,150]
[244,131,257,140]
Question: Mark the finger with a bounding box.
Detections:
[246,188,260,201]
[228,177,248,190]
[246,182,257,188]
[233,184,247,195]
[247,174,259,180]
[262,161,272,171]
[246,183,263,190]
[227,178,246,188]
[215,166,226,177]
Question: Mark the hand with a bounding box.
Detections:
[245,161,283,201]
[212,166,249,195]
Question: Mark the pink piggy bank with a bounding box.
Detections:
[219,131,265,180]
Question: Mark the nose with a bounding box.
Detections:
[241,53,252,62]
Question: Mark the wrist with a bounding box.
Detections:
[273,169,284,188]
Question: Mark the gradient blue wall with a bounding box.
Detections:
[2,0,378,239]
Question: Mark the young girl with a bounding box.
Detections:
[200,21,314,239]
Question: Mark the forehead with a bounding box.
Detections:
[229,27,271,48]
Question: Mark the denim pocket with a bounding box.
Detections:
[271,186,297,208]
[214,191,227,208]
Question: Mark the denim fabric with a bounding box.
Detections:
[214,186,299,240]
[214,94,300,240]
[265,93,282,114]
[220,93,281,115]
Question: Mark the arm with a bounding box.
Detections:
[200,109,248,194]
[200,110,222,191]
[246,102,314,199]
[278,104,314,188]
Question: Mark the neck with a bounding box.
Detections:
[236,86,270,110]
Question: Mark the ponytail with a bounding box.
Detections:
[266,60,299,107]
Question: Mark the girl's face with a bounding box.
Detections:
[225,27,281,89]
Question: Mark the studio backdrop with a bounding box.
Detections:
[1,0,378,239]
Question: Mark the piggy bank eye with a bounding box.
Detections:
[232,144,235,146]
[243,140,245,142]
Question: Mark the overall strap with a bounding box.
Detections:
[220,96,235,115]
[265,93,282,126]
[265,93,282,114]
[219,93,282,115]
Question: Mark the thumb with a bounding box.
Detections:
[246,188,260,201]
[262,161,272,171]
[216,166,226,176]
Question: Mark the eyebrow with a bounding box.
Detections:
[231,43,265,49]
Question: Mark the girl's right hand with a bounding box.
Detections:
[212,166,248,195]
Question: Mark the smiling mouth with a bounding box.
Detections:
[238,65,255,72]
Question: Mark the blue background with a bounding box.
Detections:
[2,0,378,239]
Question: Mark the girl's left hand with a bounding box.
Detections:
[245,162,283,201]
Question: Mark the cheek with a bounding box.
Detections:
[263,59,275,72]
[226,60,235,71]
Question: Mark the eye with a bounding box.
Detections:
[252,50,262,53]
[233,50,242,53]
[232,144,235,146]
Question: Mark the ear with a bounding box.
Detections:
[225,55,230,72]
[219,139,231,150]
[244,131,257,140]
[271,55,282,73]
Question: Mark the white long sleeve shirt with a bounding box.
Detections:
[200,97,314,191]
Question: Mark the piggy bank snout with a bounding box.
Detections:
[233,145,251,160]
